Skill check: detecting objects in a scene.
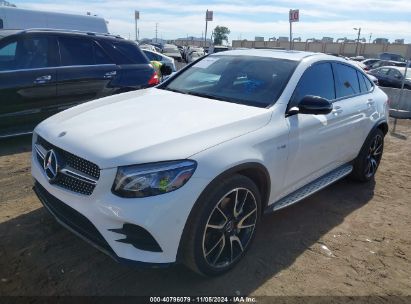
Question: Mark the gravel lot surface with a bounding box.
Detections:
[0,119,410,297]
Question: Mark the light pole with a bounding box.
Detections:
[134,11,139,42]
[205,10,208,47]
[354,27,361,56]
[289,9,299,50]
[205,10,213,47]
[155,23,158,43]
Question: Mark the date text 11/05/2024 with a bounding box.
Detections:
[149,296,257,303]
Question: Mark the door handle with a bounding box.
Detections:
[103,71,117,79]
[332,106,343,114]
[34,75,52,84]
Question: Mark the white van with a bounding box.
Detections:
[0,7,108,33]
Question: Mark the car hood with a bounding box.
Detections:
[35,88,272,169]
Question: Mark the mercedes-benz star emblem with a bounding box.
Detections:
[43,149,60,183]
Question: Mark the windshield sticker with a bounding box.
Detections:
[194,57,219,69]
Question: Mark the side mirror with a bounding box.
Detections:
[289,95,333,116]
[160,64,173,76]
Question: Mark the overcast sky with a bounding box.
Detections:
[12,0,411,43]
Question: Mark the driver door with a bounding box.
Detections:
[387,68,403,88]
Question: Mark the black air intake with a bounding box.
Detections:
[109,224,162,252]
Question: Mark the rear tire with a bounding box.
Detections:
[181,175,261,276]
[350,128,384,182]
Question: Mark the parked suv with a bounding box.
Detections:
[379,52,406,62]
[32,50,389,276]
[0,29,159,138]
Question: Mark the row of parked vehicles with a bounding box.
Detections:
[360,56,410,90]
[0,28,173,138]
[139,42,230,65]
[368,66,411,89]
[343,53,410,90]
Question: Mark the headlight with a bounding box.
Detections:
[112,160,197,198]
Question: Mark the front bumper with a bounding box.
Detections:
[32,152,209,265]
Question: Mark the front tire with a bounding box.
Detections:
[351,128,384,182]
[182,175,261,276]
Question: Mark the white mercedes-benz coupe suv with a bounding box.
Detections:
[32,50,389,276]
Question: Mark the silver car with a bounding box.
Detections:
[142,49,176,72]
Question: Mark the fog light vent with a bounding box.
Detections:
[109,224,162,252]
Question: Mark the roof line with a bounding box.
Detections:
[20,28,122,39]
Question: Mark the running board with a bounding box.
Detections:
[265,164,353,214]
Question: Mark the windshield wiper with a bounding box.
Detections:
[163,88,261,107]
[187,91,250,104]
[162,87,187,94]
[162,88,218,100]
[184,91,222,100]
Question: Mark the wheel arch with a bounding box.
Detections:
[355,119,387,159]
[176,162,271,263]
[376,120,388,135]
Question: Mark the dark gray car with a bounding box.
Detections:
[368,67,411,89]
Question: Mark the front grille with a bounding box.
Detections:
[37,136,100,179]
[34,181,114,256]
[58,174,96,196]
[35,136,100,195]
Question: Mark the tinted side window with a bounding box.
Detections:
[94,43,113,64]
[101,40,148,64]
[0,37,49,71]
[0,40,17,71]
[114,42,147,63]
[152,52,162,61]
[59,37,94,66]
[377,68,389,75]
[146,51,162,61]
[334,63,360,98]
[143,50,155,61]
[371,61,384,69]
[388,69,402,79]
[0,19,3,29]
[362,74,373,91]
[291,62,335,107]
[357,71,367,93]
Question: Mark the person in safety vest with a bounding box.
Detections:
[150,60,163,81]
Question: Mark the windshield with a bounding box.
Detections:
[162,55,298,108]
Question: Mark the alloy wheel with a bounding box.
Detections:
[202,188,258,268]
[365,134,383,178]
